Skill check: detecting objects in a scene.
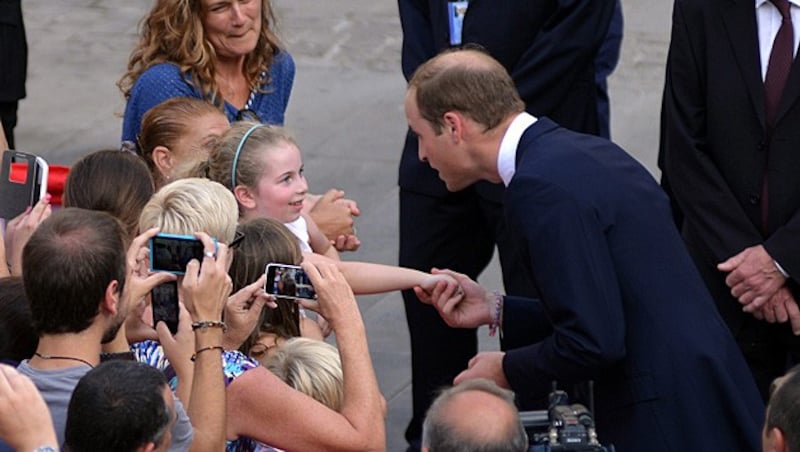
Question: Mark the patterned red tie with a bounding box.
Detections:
[762,0,794,232]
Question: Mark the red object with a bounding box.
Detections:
[9,163,69,206]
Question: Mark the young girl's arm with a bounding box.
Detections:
[303,252,459,295]
[305,213,340,260]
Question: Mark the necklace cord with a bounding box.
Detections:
[34,352,94,368]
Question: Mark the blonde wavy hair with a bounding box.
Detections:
[264,338,344,412]
[118,0,282,105]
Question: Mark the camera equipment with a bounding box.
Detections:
[521,383,614,452]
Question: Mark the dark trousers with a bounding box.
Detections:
[736,315,800,401]
[0,101,18,149]
[399,187,536,449]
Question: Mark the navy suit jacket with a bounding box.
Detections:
[398,0,613,200]
[501,118,763,451]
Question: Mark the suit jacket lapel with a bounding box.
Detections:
[722,0,767,128]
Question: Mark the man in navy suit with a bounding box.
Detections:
[397,2,616,447]
[405,48,764,451]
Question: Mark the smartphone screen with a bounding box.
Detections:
[149,233,206,275]
[151,281,179,334]
[265,263,317,300]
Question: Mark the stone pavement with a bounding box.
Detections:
[15,1,672,450]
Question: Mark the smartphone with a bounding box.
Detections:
[149,233,212,275]
[0,151,48,220]
[151,280,179,334]
[265,263,317,300]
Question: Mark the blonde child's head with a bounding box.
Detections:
[264,337,344,412]
[139,177,238,244]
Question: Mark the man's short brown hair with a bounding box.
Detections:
[409,48,525,134]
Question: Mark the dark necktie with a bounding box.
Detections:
[765,0,794,129]
[762,0,794,232]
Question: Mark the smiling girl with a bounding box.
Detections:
[195,122,338,259]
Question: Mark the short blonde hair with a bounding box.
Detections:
[138,177,238,243]
[264,337,344,412]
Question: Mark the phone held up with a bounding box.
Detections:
[149,233,215,275]
[265,263,317,300]
[151,280,179,334]
[0,151,48,220]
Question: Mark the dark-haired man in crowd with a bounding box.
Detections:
[13,208,191,449]
[12,208,230,451]
[66,360,176,452]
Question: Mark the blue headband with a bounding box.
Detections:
[231,124,264,188]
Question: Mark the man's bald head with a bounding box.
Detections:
[422,379,528,452]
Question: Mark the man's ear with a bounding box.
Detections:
[764,427,787,452]
[234,185,256,210]
[152,146,174,178]
[136,442,157,452]
[101,280,121,316]
[443,111,463,141]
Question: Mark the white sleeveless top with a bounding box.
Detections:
[284,216,313,253]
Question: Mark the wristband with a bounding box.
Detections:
[488,291,503,337]
[191,346,224,362]
[191,320,227,333]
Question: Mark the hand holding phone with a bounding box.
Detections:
[265,263,317,300]
[0,151,48,220]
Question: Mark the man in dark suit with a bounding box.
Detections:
[406,48,764,451]
[397,2,615,447]
[0,0,27,149]
[659,0,800,400]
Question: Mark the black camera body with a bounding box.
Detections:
[521,389,614,452]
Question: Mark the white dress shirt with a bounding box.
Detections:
[756,0,800,80]
[497,112,537,187]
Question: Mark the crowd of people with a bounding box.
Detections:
[1,0,800,451]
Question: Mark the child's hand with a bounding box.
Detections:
[418,272,462,301]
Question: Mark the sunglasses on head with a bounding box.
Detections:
[236,108,261,122]
[229,230,246,249]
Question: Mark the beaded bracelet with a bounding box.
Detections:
[488,291,503,337]
[191,345,224,362]
[191,320,227,333]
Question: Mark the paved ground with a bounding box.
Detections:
[15,1,672,450]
